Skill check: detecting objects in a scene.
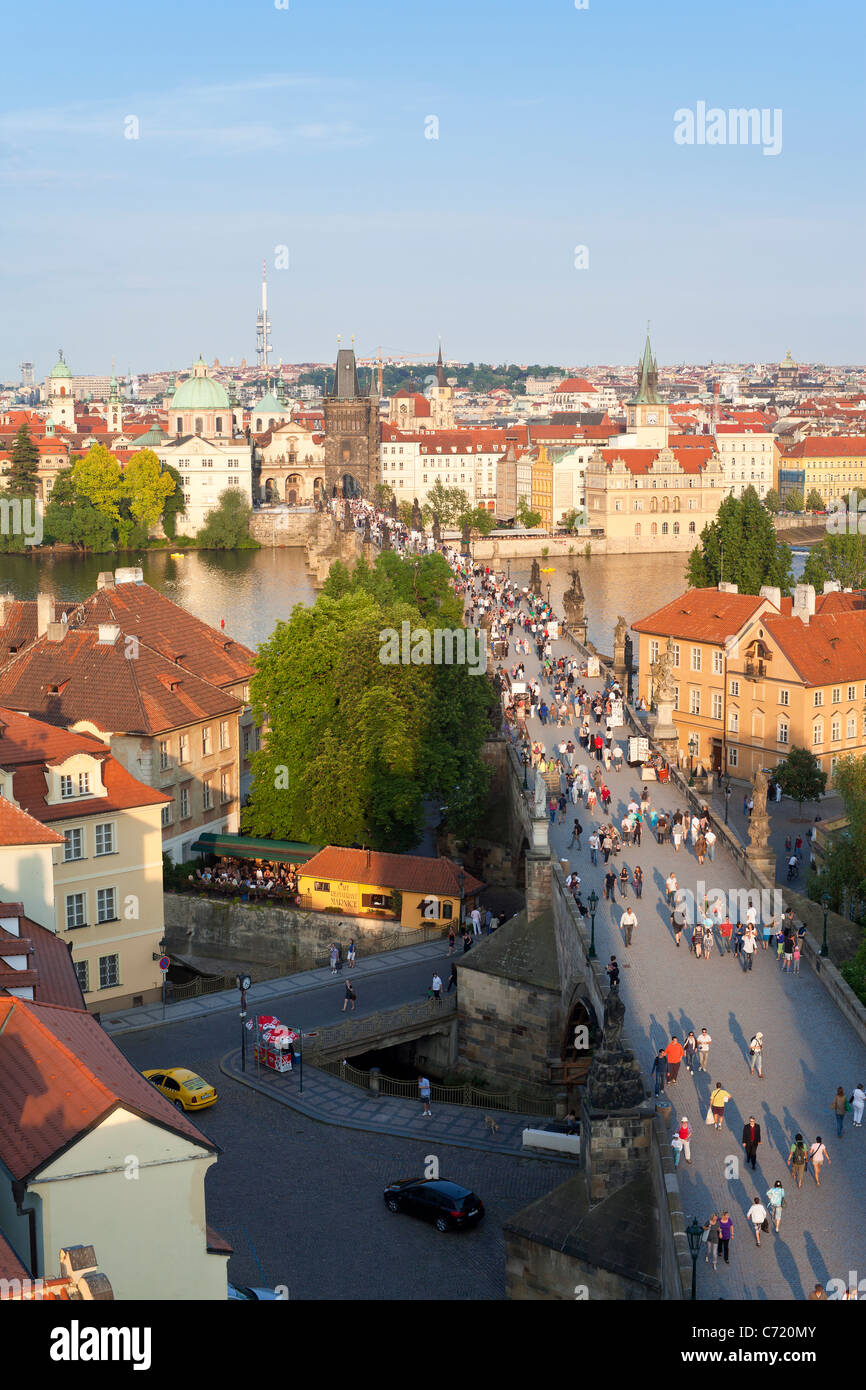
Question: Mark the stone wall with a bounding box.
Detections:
[505,1230,657,1301]
[456,966,560,1092]
[163,891,428,969]
[248,508,322,546]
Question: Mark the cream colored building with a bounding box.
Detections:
[713,423,775,498]
[257,420,325,504]
[584,444,727,550]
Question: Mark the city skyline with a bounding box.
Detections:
[2,0,863,377]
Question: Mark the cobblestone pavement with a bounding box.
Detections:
[117,1017,574,1300]
[508,609,866,1301]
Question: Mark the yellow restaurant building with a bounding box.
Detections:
[298,846,483,928]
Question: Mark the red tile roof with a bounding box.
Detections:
[0,996,216,1181]
[596,445,716,475]
[785,437,866,458]
[0,627,241,737]
[555,377,596,394]
[762,608,866,685]
[0,799,63,847]
[0,905,87,1011]
[300,846,483,898]
[632,588,768,642]
[0,1229,29,1283]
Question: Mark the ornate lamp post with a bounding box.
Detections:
[546,581,551,608]
[820,891,831,958]
[587,888,599,959]
[522,750,529,790]
[237,973,251,1073]
[688,733,699,778]
[686,1216,703,1301]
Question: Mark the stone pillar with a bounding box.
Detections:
[581,1101,655,1204]
[746,769,775,877]
[612,616,627,686]
[525,853,552,919]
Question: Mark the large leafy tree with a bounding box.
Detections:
[160,464,185,539]
[43,468,116,550]
[422,481,468,527]
[458,504,496,536]
[763,488,781,514]
[806,488,825,512]
[809,754,866,925]
[197,488,255,549]
[516,497,542,528]
[774,744,827,815]
[72,445,124,523]
[787,489,804,514]
[8,424,39,497]
[685,487,793,594]
[803,534,866,591]
[122,449,176,531]
[245,553,494,849]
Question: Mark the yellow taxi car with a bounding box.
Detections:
[143,1067,218,1112]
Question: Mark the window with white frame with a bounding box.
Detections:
[730,679,740,697]
[689,689,701,714]
[73,959,89,993]
[728,747,738,767]
[712,651,723,674]
[778,689,789,706]
[161,803,172,827]
[78,772,90,795]
[64,827,84,861]
[728,710,739,733]
[712,692,723,720]
[159,740,170,770]
[203,778,212,811]
[97,887,117,923]
[831,718,841,741]
[690,647,701,672]
[180,786,190,819]
[221,771,231,803]
[94,822,115,856]
[848,685,857,701]
[66,893,86,930]
[671,644,680,666]
[178,733,189,763]
[99,954,120,989]
[649,640,659,663]
[832,687,841,703]
[777,718,789,744]
[202,725,212,756]
[813,719,824,746]
[847,715,856,739]
[814,691,824,707]
[673,686,679,711]
[219,720,230,750]
[60,775,74,798]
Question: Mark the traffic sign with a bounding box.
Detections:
[158,955,170,972]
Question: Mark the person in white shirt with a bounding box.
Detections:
[697,1028,712,1071]
[852,1084,866,1127]
[665,873,678,906]
[431,973,443,1002]
[808,1136,831,1185]
[742,928,757,971]
[620,908,638,947]
[705,828,717,861]
[748,1196,769,1246]
[746,904,758,928]
[470,907,482,936]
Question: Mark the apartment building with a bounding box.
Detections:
[0,705,168,1010]
[0,576,255,865]
[632,582,866,784]
[713,423,775,498]
[379,425,512,511]
[584,444,728,551]
[781,437,866,504]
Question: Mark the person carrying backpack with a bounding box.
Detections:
[787,1133,808,1188]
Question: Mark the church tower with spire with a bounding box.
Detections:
[626,328,668,448]
[429,342,455,429]
[106,369,123,433]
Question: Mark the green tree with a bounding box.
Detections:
[774,745,827,815]
[397,500,413,528]
[763,488,782,514]
[196,488,256,549]
[516,497,542,529]
[43,468,116,550]
[684,487,793,594]
[808,754,866,928]
[803,534,866,592]
[806,488,825,512]
[373,483,394,509]
[560,508,586,532]
[458,505,496,537]
[245,554,494,849]
[422,481,469,527]
[160,464,185,539]
[123,449,176,531]
[8,424,39,497]
[72,445,124,523]
[787,489,804,514]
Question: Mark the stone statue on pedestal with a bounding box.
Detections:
[584,991,645,1111]
[432,513,442,544]
[746,765,774,870]
[363,515,371,544]
[614,615,627,651]
[342,501,353,532]
[461,520,471,554]
[411,497,423,531]
[530,557,542,596]
[654,637,676,704]
[389,495,398,520]
[533,769,548,818]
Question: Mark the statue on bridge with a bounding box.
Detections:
[584,989,645,1112]
[653,636,677,704]
[411,496,423,531]
[342,500,353,532]
[533,768,548,818]
[389,494,398,520]
[432,513,442,544]
[530,556,542,597]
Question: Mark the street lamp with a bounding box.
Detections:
[587,888,599,959]
[688,733,699,777]
[724,780,731,826]
[237,973,251,1073]
[522,750,529,790]
[546,581,551,608]
[507,558,511,582]
[458,868,465,932]
[686,1216,703,1301]
[820,892,831,959]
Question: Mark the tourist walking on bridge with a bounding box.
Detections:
[808,1136,831,1186]
[709,1082,731,1131]
[748,1032,764,1077]
[787,1133,808,1188]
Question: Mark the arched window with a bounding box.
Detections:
[651,522,658,537]
[673,521,680,535]
[195,417,203,435]
[176,417,183,433]
[634,523,641,537]
[650,497,658,512]
[215,417,223,433]
[256,418,262,432]
[673,496,681,511]
[268,418,275,429]
[688,521,696,533]
[661,522,669,535]
[662,496,670,512]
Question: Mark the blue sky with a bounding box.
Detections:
[2,0,864,378]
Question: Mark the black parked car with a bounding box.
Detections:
[383,1178,485,1232]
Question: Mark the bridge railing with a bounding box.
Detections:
[317,1056,558,1117]
[304,994,456,1058]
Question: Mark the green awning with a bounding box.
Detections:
[189,833,321,865]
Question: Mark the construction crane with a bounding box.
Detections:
[354,347,443,394]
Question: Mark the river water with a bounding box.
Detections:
[0,545,809,654]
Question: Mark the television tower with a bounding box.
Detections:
[256,261,272,368]
[19,362,34,388]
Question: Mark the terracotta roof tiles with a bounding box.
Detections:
[300,846,483,898]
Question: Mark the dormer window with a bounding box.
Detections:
[78,772,90,795]
[60,774,73,798]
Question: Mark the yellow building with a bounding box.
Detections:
[0,704,169,1011]
[530,445,554,531]
[298,846,483,929]
[782,437,866,505]
[632,582,866,784]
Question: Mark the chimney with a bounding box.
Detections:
[97,623,121,645]
[37,591,53,637]
[792,583,816,625]
[0,592,14,625]
[759,585,781,610]
[822,580,842,594]
[114,566,143,585]
[96,571,116,590]
[365,848,371,872]
[46,621,66,642]
[718,582,739,594]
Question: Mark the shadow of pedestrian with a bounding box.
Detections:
[771,1233,806,1301]
[760,1101,790,1160]
[802,1230,831,1290]
[727,1010,750,1064]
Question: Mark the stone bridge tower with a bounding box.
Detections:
[323,346,380,498]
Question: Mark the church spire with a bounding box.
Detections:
[634,325,660,404]
[436,340,447,387]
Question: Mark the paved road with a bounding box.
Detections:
[485,581,866,1301]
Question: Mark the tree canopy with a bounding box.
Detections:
[685,487,793,594]
[196,488,256,549]
[8,424,39,497]
[244,552,495,850]
[774,744,827,813]
[803,534,866,592]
